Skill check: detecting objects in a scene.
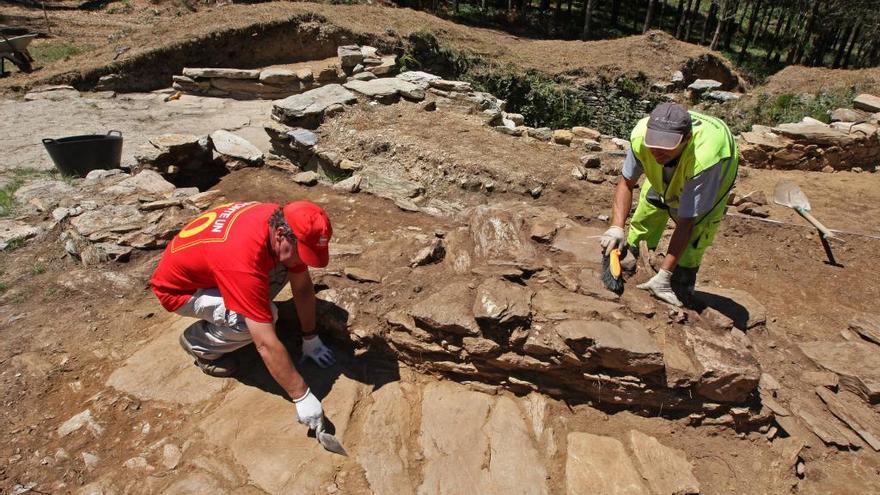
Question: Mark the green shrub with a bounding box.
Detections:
[29,42,84,65]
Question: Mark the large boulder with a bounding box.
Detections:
[210,130,263,164]
[685,326,761,403]
[555,320,664,375]
[472,278,532,327]
[272,84,358,128]
[408,281,480,336]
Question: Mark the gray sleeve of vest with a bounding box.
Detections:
[621,149,643,180]
[679,161,725,218]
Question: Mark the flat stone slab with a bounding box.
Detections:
[854,93,880,113]
[565,432,649,495]
[103,170,176,195]
[687,79,723,92]
[397,71,441,89]
[272,84,357,127]
[344,77,424,101]
[182,68,261,79]
[628,430,700,495]
[106,318,226,404]
[200,375,364,494]
[0,219,41,250]
[210,130,263,163]
[555,320,664,375]
[550,223,606,265]
[418,382,548,495]
[772,122,855,146]
[800,340,880,403]
[353,381,418,495]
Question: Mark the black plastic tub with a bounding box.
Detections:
[42,131,123,177]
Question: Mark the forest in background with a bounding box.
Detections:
[389,0,880,81]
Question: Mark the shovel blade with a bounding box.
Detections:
[773,179,811,211]
[317,431,348,456]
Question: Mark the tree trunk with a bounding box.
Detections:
[582,0,594,39]
[685,0,701,41]
[611,0,620,26]
[709,0,727,50]
[658,0,668,29]
[644,0,657,32]
[722,0,740,50]
[701,1,717,45]
[675,0,694,39]
[841,21,862,69]
[832,24,852,68]
[736,0,761,64]
[792,0,821,65]
[765,6,787,62]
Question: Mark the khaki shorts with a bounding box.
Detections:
[176,263,288,360]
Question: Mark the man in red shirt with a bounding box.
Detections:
[151,200,335,431]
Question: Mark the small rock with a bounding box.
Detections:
[737,203,770,218]
[410,238,445,267]
[259,68,298,86]
[611,137,630,150]
[572,126,601,140]
[822,165,835,173]
[352,71,376,81]
[585,169,605,183]
[571,166,586,180]
[552,129,573,146]
[288,128,318,149]
[688,79,723,92]
[210,130,263,164]
[338,45,364,69]
[527,127,553,141]
[296,68,314,83]
[332,175,362,193]
[344,267,382,283]
[853,167,864,173]
[293,171,320,186]
[802,371,839,390]
[123,456,149,470]
[82,452,99,471]
[162,443,182,470]
[580,154,601,168]
[421,101,437,112]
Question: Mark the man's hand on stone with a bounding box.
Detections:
[599,226,626,256]
[302,335,336,368]
[637,269,683,307]
[293,388,323,430]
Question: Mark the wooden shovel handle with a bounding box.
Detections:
[797,208,845,243]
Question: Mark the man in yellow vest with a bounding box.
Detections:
[599,103,738,306]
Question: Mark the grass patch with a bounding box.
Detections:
[31,262,46,275]
[28,42,85,66]
[0,282,7,293]
[708,86,863,134]
[0,168,65,217]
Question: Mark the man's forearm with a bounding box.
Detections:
[248,319,308,399]
[662,219,695,271]
[611,178,635,228]
[292,285,317,335]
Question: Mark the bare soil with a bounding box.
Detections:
[759,66,880,96]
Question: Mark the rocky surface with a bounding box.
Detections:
[739,111,880,171]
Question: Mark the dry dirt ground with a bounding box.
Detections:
[2,3,880,495]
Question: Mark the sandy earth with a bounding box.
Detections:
[1,3,880,495]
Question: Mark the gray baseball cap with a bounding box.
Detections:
[645,103,693,150]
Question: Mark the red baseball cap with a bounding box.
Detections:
[283,201,332,268]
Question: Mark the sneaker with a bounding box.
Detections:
[179,327,238,377]
[192,355,238,378]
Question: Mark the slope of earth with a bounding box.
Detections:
[759,66,880,97]
[1,2,740,92]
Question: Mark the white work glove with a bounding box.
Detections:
[599,226,626,256]
[302,335,336,368]
[293,388,323,431]
[637,269,683,307]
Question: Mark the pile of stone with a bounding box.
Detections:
[687,78,743,103]
[336,201,769,424]
[728,189,770,218]
[6,169,224,262]
[172,66,341,99]
[739,94,880,172]
[171,44,397,100]
[337,44,397,77]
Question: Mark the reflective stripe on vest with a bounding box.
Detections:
[630,111,738,210]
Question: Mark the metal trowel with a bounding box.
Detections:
[316,420,348,456]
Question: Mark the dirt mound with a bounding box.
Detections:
[2,3,743,93]
[759,66,880,96]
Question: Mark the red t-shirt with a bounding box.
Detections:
[150,202,306,323]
